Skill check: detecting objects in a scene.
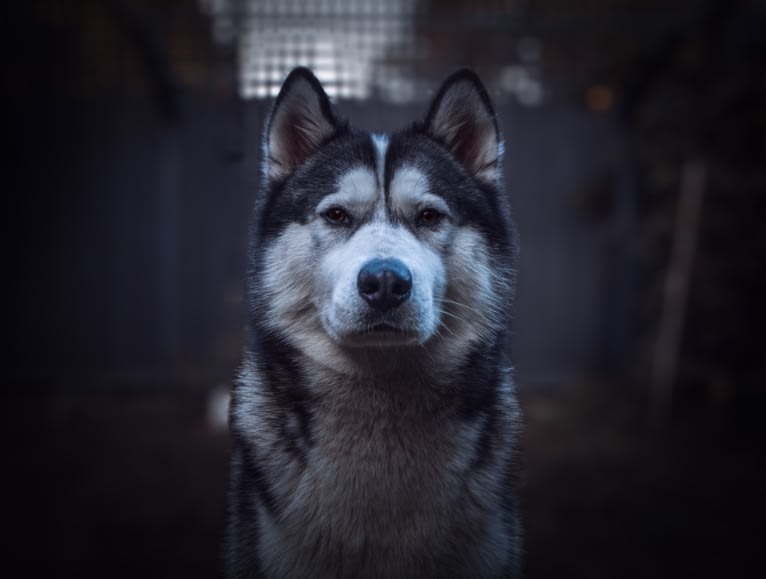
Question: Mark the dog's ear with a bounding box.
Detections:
[424,70,501,184]
[266,68,340,182]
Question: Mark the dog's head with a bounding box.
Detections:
[251,68,516,366]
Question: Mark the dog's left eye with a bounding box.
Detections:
[323,207,350,225]
[418,208,442,226]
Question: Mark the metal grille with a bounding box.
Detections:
[199,0,422,101]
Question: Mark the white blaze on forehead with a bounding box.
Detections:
[315,167,378,215]
[389,166,450,216]
[371,133,389,187]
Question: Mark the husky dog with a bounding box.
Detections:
[227,68,522,578]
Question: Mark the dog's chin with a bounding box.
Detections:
[333,323,425,348]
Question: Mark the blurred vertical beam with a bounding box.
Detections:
[650,159,706,429]
[156,128,181,364]
[113,0,183,370]
[609,132,639,374]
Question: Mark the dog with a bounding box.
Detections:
[226,67,522,578]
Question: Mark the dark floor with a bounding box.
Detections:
[521,384,764,578]
[3,382,763,577]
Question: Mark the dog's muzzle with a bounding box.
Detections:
[356,258,412,312]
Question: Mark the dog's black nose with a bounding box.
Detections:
[357,258,412,311]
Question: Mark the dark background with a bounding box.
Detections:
[3,0,765,577]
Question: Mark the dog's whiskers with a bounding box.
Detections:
[436,297,488,317]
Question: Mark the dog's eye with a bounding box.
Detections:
[418,208,441,226]
[323,207,350,225]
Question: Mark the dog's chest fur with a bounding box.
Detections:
[235,364,513,578]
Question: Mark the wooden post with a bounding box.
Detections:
[649,159,706,429]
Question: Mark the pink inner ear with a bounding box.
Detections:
[448,114,483,172]
[282,111,317,170]
[441,112,498,179]
[269,105,335,179]
[425,75,500,182]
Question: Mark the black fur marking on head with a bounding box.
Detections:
[257,133,376,242]
[384,131,514,255]
[381,70,514,256]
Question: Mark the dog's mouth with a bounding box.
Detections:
[366,322,404,334]
[343,322,420,347]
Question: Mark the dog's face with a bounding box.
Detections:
[252,68,515,364]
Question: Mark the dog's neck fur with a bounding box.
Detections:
[233,338,515,578]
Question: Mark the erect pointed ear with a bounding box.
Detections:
[265,68,341,182]
[424,70,502,184]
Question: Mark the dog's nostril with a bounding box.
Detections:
[357,258,412,311]
[357,274,380,296]
[389,274,411,297]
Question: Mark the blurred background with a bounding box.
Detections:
[3,0,765,576]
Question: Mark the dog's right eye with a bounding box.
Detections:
[323,207,350,225]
